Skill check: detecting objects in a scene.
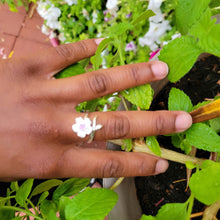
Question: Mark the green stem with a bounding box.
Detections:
[108,139,204,165]
[116,38,125,66]
[0,206,43,220]
[27,198,39,216]
[110,177,125,191]
[0,195,16,203]
[187,193,195,220]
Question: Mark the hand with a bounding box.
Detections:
[0,39,192,181]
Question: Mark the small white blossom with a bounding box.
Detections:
[125,41,137,52]
[106,0,118,17]
[65,0,77,6]
[106,0,118,10]
[148,0,163,22]
[72,117,93,138]
[92,10,98,24]
[138,0,171,51]
[82,8,90,20]
[58,33,66,42]
[41,24,50,35]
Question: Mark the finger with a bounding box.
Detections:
[46,61,169,103]
[67,111,192,141]
[45,147,169,178]
[15,39,102,78]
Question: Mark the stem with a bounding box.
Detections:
[116,38,125,66]
[108,139,204,165]
[202,200,220,220]
[120,94,129,111]
[110,177,125,191]
[27,199,39,216]
[187,193,195,220]
[0,206,43,220]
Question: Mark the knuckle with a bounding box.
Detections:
[105,115,130,139]
[129,65,142,83]
[102,158,122,177]
[155,115,166,135]
[27,120,60,140]
[54,44,73,62]
[76,41,90,54]
[88,73,109,95]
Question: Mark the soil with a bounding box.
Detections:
[135,55,220,219]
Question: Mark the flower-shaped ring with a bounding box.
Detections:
[72,115,103,142]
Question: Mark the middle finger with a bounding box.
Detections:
[46,61,168,104]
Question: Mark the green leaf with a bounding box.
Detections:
[189,8,220,57]
[0,209,15,220]
[93,38,112,70]
[40,199,57,219]
[64,188,118,220]
[121,84,154,110]
[186,123,220,152]
[55,63,85,79]
[189,162,220,205]
[141,214,155,220]
[15,179,34,207]
[52,178,90,200]
[131,10,155,25]
[142,202,188,220]
[146,136,161,156]
[31,179,63,197]
[121,139,133,152]
[107,22,133,37]
[210,117,220,133]
[185,161,196,170]
[10,181,19,192]
[159,36,202,82]
[171,135,182,148]
[48,209,59,220]
[168,88,193,112]
[175,0,210,34]
[37,191,49,206]
[180,139,192,154]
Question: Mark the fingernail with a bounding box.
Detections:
[175,112,192,132]
[95,38,105,45]
[155,160,169,174]
[151,61,169,79]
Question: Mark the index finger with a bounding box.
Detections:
[18,39,101,77]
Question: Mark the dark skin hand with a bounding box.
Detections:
[0,38,192,181]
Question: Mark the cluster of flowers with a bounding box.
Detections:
[37,0,173,55]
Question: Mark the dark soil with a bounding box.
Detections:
[135,55,220,219]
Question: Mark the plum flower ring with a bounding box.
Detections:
[72,115,103,142]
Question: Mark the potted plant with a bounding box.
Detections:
[0,0,220,219]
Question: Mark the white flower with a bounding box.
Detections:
[65,0,77,6]
[58,33,66,42]
[82,8,89,20]
[92,10,98,24]
[43,7,61,21]
[41,24,50,35]
[148,0,163,22]
[106,0,118,16]
[125,41,137,52]
[139,21,171,50]
[106,0,118,10]
[72,117,93,138]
